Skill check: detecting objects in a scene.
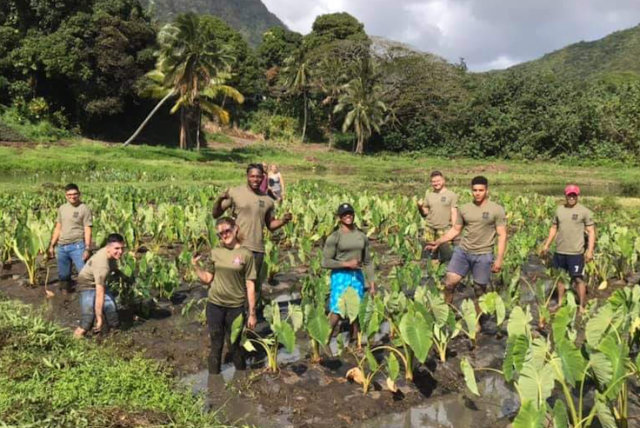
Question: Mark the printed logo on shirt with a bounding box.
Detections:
[232,256,243,266]
[73,211,79,218]
[259,200,265,208]
[441,196,447,203]
[482,212,490,220]
[572,214,579,221]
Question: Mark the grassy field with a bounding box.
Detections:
[2,139,640,198]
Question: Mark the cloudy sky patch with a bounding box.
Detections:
[262,0,640,71]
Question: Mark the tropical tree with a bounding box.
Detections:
[124,13,243,149]
[282,47,311,142]
[334,57,388,154]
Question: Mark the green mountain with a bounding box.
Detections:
[141,0,286,46]
[508,23,640,80]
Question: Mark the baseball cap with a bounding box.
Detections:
[564,184,580,196]
[337,203,355,216]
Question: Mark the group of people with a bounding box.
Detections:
[45,164,595,374]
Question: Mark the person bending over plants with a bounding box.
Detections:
[192,217,257,375]
[73,233,124,338]
[426,176,507,331]
[541,184,595,312]
[323,203,375,346]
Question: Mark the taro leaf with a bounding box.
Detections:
[386,352,400,381]
[306,306,331,346]
[594,393,617,428]
[461,299,478,340]
[275,322,296,353]
[365,347,379,372]
[386,377,398,393]
[479,292,506,326]
[529,337,549,370]
[512,400,546,428]
[551,306,575,343]
[243,339,256,352]
[515,361,555,409]
[508,306,532,339]
[230,313,244,343]
[460,357,479,396]
[288,303,303,332]
[338,287,361,323]
[597,333,628,400]
[555,340,587,387]
[503,334,529,382]
[399,310,432,363]
[265,301,281,328]
[346,367,365,385]
[585,305,614,348]
[427,292,450,326]
[590,352,613,389]
[552,399,568,428]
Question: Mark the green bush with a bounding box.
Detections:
[248,110,298,142]
[0,107,71,142]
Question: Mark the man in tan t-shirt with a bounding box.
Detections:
[427,176,507,318]
[541,184,595,311]
[212,163,292,302]
[47,183,92,296]
[417,171,458,264]
[74,233,124,338]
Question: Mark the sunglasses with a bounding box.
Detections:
[217,228,234,238]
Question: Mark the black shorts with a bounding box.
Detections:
[553,253,585,279]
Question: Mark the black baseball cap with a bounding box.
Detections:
[337,203,355,216]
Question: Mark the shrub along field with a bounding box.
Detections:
[1,140,640,426]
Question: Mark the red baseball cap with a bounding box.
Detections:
[564,184,580,196]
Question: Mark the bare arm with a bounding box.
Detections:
[83,226,92,260]
[427,224,462,250]
[450,206,458,228]
[492,225,507,272]
[542,225,558,254]
[212,189,230,219]
[246,280,257,329]
[266,208,292,231]
[585,225,596,262]
[192,256,214,284]
[416,200,429,217]
[48,223,62,257]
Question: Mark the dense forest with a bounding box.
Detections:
[1,0,640,160]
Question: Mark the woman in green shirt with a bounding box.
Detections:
[323,203,375,344]
[192,217,257,374]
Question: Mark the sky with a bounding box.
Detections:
[261,0,640,71]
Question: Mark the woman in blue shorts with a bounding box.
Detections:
[322,203,375,345]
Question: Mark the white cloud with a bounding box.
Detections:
[262,0,640,71]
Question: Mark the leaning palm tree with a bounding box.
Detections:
[283,48,311,142]
[124,13,243,149]
[334,73,387,154]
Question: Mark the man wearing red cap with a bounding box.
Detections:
[542,184,595,311]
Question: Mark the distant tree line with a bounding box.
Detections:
[1,2,640,159]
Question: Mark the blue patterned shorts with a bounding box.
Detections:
[329,269,365,315]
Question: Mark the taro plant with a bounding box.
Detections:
[416,286,458,362]
[240,301,302,372]
[303,302,331,363]
[12,217,51,285]
[457,292,506,346]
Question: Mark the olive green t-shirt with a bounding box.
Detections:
[208,246,257,308]
[456,200,506,254]
[553,203,595,255]
[322,228,374,282]
[77,247,118,291]
[424,188,458,230]
[220,185,275,253]
[57,202,92,245]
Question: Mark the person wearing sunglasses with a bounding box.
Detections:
[212,163,292,303]
[74,233,124,338]
[323,203,375,347]
[192,217,257,375]
[47,183,93,297]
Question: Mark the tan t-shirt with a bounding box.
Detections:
[457,200,506,254]
[57,202,92,245]
[208,246,257,308]
[553,203,594,255]
[424,188,458,230]
[77,247,118,291]
[220,185,275,253]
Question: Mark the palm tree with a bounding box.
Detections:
[334,62,388,154]
[124,13,243,149]
[283,48,311,142]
